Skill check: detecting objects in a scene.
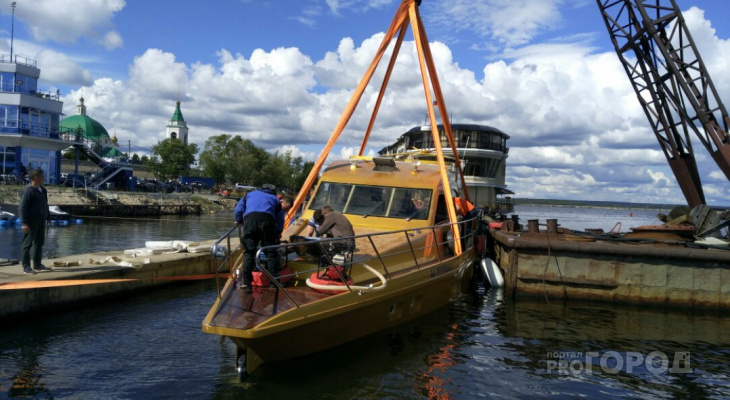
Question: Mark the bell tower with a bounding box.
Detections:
[166,99,188,144]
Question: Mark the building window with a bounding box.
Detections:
[170,132,177,140]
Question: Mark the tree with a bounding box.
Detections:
[141,155,150,165]
[131,153,140,163]
[62,148,88,161]
[199,135,269,185]
[198,134,316,189]
[148,138,198,180]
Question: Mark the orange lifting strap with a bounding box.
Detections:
[285,0,469,255]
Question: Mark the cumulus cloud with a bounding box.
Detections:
[36,49,93,86]
[49,6,730,204]
[2,0,125,49]
[325,0,395,15]
[424,0,565,48]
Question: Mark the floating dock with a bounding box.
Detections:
[489,225,730,310]
[0,241,219,318]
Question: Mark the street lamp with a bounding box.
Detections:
[10,2,16,62]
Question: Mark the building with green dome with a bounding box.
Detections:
[60,97,124,160]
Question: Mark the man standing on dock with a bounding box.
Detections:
[234,184,283,290]
[19,169,51,274]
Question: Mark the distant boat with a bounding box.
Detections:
[49,206,83,225]
[0,209,16,226]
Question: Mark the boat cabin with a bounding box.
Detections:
[285,157,462,236]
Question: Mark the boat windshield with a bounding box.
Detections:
[309,182,432,220]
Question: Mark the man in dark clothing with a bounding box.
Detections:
[234,184,283,290]
[319,205,355,238]
[319,205,355,254]
[19,169,50,274]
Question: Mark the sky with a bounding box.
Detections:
[0,0,729,205]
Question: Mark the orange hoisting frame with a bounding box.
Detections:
[285,0,470,255]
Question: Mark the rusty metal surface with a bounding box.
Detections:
[492,229,730,264]
[491,228,730,309]
[597,0,730,207]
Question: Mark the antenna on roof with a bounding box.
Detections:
[10,2,16,62]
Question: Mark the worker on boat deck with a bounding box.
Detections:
[234,183,283,290]
[454,195,475,218]
[277,195,294,239]
[319,205,355,253]
[305,209,325,237]
[453,193,476,244]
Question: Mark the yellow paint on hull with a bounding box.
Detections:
[202,251,474,371]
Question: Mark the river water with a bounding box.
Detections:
[1,206,728,399]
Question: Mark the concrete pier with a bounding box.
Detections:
[490,229,730,310]
[0,241,219,318]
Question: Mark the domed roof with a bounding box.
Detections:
[60,114,110,142]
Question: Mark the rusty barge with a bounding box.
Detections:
[488,210,730,310]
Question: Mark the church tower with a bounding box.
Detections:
[166,99,189,144]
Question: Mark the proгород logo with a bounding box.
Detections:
[545,351,692,375]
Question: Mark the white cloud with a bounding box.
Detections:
[425,0,564,48]
[324,0,395,15]
[2,0,125,49]
[47,7,730,204]
[36,49,93,86]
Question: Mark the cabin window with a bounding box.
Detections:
[309,182,354,212]
[388,188,432,220]
[346,185,390,216]
[310,182,432,220]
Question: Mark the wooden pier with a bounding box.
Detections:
[0,240,219,319]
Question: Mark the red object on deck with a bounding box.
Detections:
[252,266,293,287]
[488,222,503,229]
[308,266,353,294]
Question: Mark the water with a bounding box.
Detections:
[0,213,234,260]
[1,206,729,399]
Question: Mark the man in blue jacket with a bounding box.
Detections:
[19,169,51,274]
[234,184,283,290]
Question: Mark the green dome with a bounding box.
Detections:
[60,114,110,142]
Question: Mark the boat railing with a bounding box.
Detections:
[217,214,482,309]
[210,224,244,298]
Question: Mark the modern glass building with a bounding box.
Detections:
[0,55,67,184]
[379,124,514,212]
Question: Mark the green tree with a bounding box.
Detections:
[131,153,140,163]
[199,135,269,185]
[62,148,88,161]
[141,155,150,165]
[198,134,315,190]
[148,138,198,180]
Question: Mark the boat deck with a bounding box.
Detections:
[209,285,331,330]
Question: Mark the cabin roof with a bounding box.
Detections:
[321,159,443,189]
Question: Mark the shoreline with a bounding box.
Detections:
[0,186,237,215]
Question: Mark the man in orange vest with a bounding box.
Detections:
[454,196,475,217]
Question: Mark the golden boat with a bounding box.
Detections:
[202,0,482,379]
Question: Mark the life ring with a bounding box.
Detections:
[414,199,425,209]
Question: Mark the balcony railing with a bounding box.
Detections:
[0,54,37,68]
[0,82,61,100]
[0,121,64,139]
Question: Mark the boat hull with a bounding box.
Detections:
[203,251,475,371]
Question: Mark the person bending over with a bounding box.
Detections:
[234,184,283,290]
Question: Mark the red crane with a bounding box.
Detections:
[597,0,730,207]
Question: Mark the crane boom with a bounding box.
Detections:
[597,0,730,207]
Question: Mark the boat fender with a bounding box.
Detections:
[481,258,504,287]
